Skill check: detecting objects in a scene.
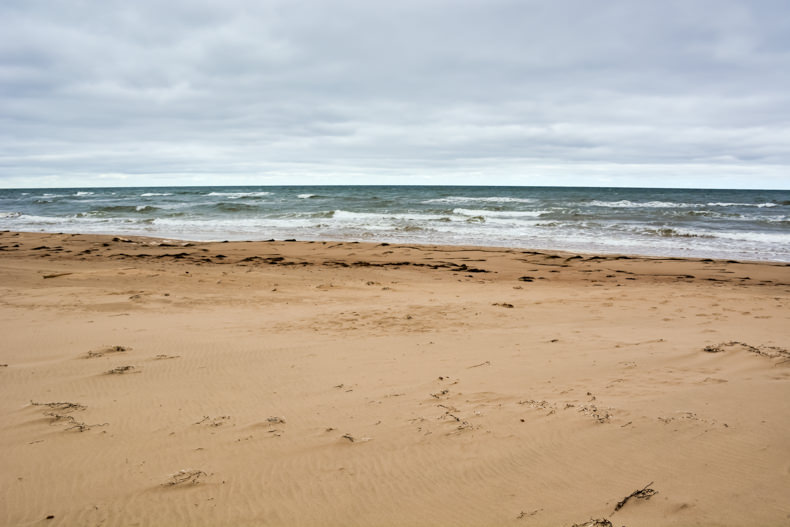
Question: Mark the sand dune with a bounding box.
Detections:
[1,231,789,526]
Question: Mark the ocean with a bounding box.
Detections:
[1,186,789,262]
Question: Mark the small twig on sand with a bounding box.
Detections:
[467,360,491,368]
[613,481,658,513]
[43,272,73,279]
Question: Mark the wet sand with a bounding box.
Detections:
[1,230,789,526]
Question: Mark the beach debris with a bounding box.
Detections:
[518,276,535,282]
[266,416,286,425]
[42,272,72,279]
[45,413,107,432]
[612,481,658,513]
[341,433,371,443]
[31,401,86,413]
[578,404,611,423]
[63,419,103,432]
[518,399,555,411]
[163,469,207,487]
[194,415,231,427]
[448,420,475,435]
[467,360,491,368]
[437,404,462,422]
[30,400,104,432]
[154,354,180,360]
[518,398,611,423]
[703,341,790,360]
[492,302,514,308]
[516,508,542,520]
[430,389,449,399]
[570,519,612,527]
[86,345,129,358]
[105,365,137,375]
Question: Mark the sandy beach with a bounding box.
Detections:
[1,230,789,526]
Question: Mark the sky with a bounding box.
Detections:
[1,0,789,189]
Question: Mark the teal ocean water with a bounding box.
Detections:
[1,186,789,261]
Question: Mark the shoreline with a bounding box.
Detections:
[4,227,790,265]
[5,228,790,267]
[1,230,789,526]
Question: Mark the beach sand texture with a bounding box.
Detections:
[1,231,789,526]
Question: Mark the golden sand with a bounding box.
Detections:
[1,231,789,526]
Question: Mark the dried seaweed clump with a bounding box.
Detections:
[613,482,658,513]
[105,365,137,375]
[704,341,790,361]
[571,519,612,527]
[87,345,129,358]
[31,401,87,413]
[163,469,207,487]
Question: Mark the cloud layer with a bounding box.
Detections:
[2,0,789,188]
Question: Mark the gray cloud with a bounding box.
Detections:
[1,0,789,188]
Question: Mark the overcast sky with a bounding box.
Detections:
[1,0,789,189]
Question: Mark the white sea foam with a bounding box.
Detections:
[7,213,77,224]
[709,231,790,243]
[452,208,546,218]
[331,210,455,222]
[422,196,536,204]
[153,217,310,228]
[74,191,94,197]
[760,215,790,223]
[141,192,173,197]
[707,202,778,208]
[589,200,700,208]
[298,194,315,199]
[206,191,271,199]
